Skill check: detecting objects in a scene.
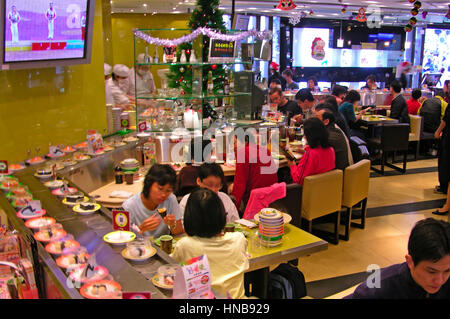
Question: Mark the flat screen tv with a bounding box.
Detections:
[0,0,95,70]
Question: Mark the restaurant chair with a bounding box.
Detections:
[340,159,371,241]
[408,115,422,161]
[349,136,370,163]
[268,183,303,228]
[367,123,410,175]
[301,169,343,245]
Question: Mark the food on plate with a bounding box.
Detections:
[26,156,45,165]
[79,202,96,211]
[65,193,85,203]
[9,163,25,172]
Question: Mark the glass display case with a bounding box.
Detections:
[132,28,254,133]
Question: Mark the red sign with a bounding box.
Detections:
[122,292,151,299]
[138,122,147,133]
[0,161,8,174]
[112,210,130,231]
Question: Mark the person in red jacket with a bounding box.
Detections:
[230,131,278,211]
[287,117,335,185]
[407,88,422,115]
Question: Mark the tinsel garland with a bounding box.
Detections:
[133,27,272,46]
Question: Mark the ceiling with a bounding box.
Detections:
[110,0,450,25]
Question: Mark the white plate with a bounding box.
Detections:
[73,203,101,215]
[254,211,292,224]
[151,274,173,290]
[121,246,156,262]
[103,231,136,245]
[34,172,52,179]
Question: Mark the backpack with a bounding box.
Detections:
[267,263,307,299]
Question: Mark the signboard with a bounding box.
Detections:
[173,255,213,299]
[112,210,130,231]
[209,39,236,63]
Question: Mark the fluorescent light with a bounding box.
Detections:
[384,41,390,47]
[337,38,344,48]
[405,41,411,49]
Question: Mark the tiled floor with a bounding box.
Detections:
[296,157,448,297]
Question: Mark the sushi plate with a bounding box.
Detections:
[62,196,89,206]
[80,280,121,299]
[254,212,292,225]
[151,274,173,290]
[69,264,109,284]
[33,229,67,243]
[73,203,101,215]
[45,239,80,255]
[103,231,136,245]
[24,217,56,230]
[52,187,78,197]
[121,246,156,262]
[17,209,46,220]
[56,252,91,269]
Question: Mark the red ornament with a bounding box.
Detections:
[408,0,414,3]
[186,49,191,55]
[411,8,419,16]
[211,64,217,70]
[277,0,297,11]
[181,91,186,95]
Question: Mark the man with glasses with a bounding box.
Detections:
[123,164,184,237]
[179,163,239,223]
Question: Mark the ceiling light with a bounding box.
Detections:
[337,38,344,48]
[143,3,147,7]
[130,9,134,12]
[384,41,390,47]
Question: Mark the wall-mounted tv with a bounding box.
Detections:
[0,0,95,70]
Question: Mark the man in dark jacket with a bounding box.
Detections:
[346,218,450,299]
[389,80,410,124]
[419,93,448,134]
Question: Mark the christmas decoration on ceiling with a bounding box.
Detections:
[277,0,297,11]
[288,11,307,25]
[311,37,326,61]
[446,4,450,19]
[355,7,367,22]
[422,11,428,19]
[405,0,422,32]
[341,5,347,14]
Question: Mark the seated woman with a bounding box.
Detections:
[338,90,371,140]
[175,138,211,197]
[288,118,335,185]
[179,163,239,223]
[171,188,249,299]
[123,164,184,237]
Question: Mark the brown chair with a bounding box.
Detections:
[340,159,371,241]
[408,115,422,161]
[367,123,410,175]
[301,170,343,245]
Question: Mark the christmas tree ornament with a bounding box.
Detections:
[186,49,191,55]
[422,11,428,19]
[355,7,367,22]
[309,10,314,15]
[411,8,418,16]
[409,17,417,25]
[408,0,414,2]
[413,1,421,9]
[277,0,297,11]
[341,5,347,14]
[211,64,217,70]
[446,5,450,19]
[179,66,185,73]
[404,24,412,32]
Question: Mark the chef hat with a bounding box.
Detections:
[113,64,130,77]
[104,63,112,76]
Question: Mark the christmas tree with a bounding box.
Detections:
[166,0,226,95]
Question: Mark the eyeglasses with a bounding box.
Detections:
[199,181,223,191]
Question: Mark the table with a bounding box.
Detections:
[243,223,328,298]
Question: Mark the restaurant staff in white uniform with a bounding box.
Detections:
[104,63,113,105]
[127,53,156,97]
[110,64,135,108]
[8,6,20,43]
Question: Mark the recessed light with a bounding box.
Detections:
[130,9,134,12]
[143,3,147,7]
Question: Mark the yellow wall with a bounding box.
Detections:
[0,1,106,164]
[111,13,190,88]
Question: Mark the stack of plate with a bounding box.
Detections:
[120,158,139,174]
[257,209,284,247]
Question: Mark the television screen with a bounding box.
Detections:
[422,28,450,88]
[3,0,89,63]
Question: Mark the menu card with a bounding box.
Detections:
[172,255,213,299]
[112,210,130,231]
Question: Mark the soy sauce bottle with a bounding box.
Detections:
[115,165,123,184]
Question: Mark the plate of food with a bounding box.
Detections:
[56,250,90,269]
[45,238,80,255]
[86,150,105,157]
[103,231,136,245]
[44,180,65,190]
[1,178,20,191]
[73,202,101,215]
[80,280,121,299]
[52,187,78,198]
[62,195,89,206]
[123,136,139,143]
[46,151,66,159]
[34,228,67,243]
[24,217,56,230]
[61,159,78,167]
[151,264,179,290]
[102,145,115,152]
[121,245,156,262]
[8,163,26,172]
[62,146,76,153]
[34,168,52,179]
[25,156,46,166]
[74,142,88,150]
[74,154,91,161]
[253,209,292,225]
[17,208,46,220]
[68,264,109,284]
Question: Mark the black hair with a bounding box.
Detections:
[307,76,318,86]
[269,86,283,96]
[331,85,347,98]
[295,88,315,102]
[412,88,422,100]
[314,102,334,112]
[183,188,227,238]
[323,95,340,113]
[344,90,361,103]
[282,69,294,78]
[198,163,224,181]
[189,138,212,163]
[270,78,282,85]
[142,164,177,198]
[366,74,377,83]
[408,218,450,266]
[303,117,329,149]
[390,80,402,93]
[321,109,336,125]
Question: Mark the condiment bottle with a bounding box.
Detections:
[114,166,123,184]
